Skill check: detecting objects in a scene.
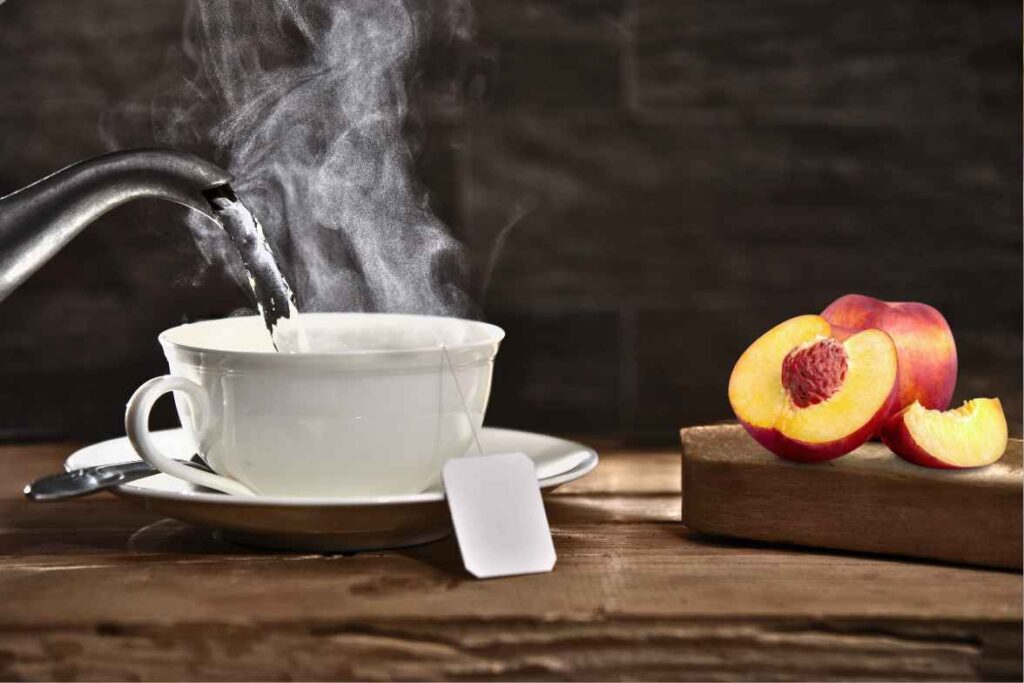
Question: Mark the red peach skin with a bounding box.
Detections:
[822,294,957,412]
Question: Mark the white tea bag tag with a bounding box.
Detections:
[442,452,556,579]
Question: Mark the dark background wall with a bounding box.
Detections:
[0,0,1020,442]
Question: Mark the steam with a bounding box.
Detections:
[105,0,476,317]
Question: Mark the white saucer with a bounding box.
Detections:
[65,428,599,551]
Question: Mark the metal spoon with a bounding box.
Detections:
[24,454,214,502]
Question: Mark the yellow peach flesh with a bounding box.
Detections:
[903,399,1008,467]
[728,315,831,430]
[776,329,898,444]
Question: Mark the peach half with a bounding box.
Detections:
[881,399,1008,469]
[729,315,899,463]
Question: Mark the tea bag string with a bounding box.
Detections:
[440,344,485,456]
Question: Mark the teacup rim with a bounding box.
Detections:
[158,312,505,360]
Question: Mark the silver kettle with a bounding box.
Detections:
[0,149,232,303]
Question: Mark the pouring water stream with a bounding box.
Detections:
[204,186,310,353]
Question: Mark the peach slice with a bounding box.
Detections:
[729,315,899,463]
[881,399,1008,469]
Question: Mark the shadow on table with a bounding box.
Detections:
[126,519,470,578]
[675,525,1023,574]
[394,534,468,579]
[127,519,245,554]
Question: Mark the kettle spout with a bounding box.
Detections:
[0,148,232,303]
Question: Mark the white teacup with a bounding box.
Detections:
[125,313,504,497]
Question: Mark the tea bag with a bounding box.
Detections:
[443,452,556,578]
[439,345,556,579]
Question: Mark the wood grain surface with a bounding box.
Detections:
[0,440,1020,681]
[682,425,1024,569]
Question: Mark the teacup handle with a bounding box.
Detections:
[125,376,255,496]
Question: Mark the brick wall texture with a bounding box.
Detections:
[0,0,1020,442]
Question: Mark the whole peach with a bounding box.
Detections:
[821,294,957,411]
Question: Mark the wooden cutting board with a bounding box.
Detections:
[681,424,1022,569]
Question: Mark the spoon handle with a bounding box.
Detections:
[24,457,211,502]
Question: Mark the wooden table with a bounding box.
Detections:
[0,440,1020,681]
